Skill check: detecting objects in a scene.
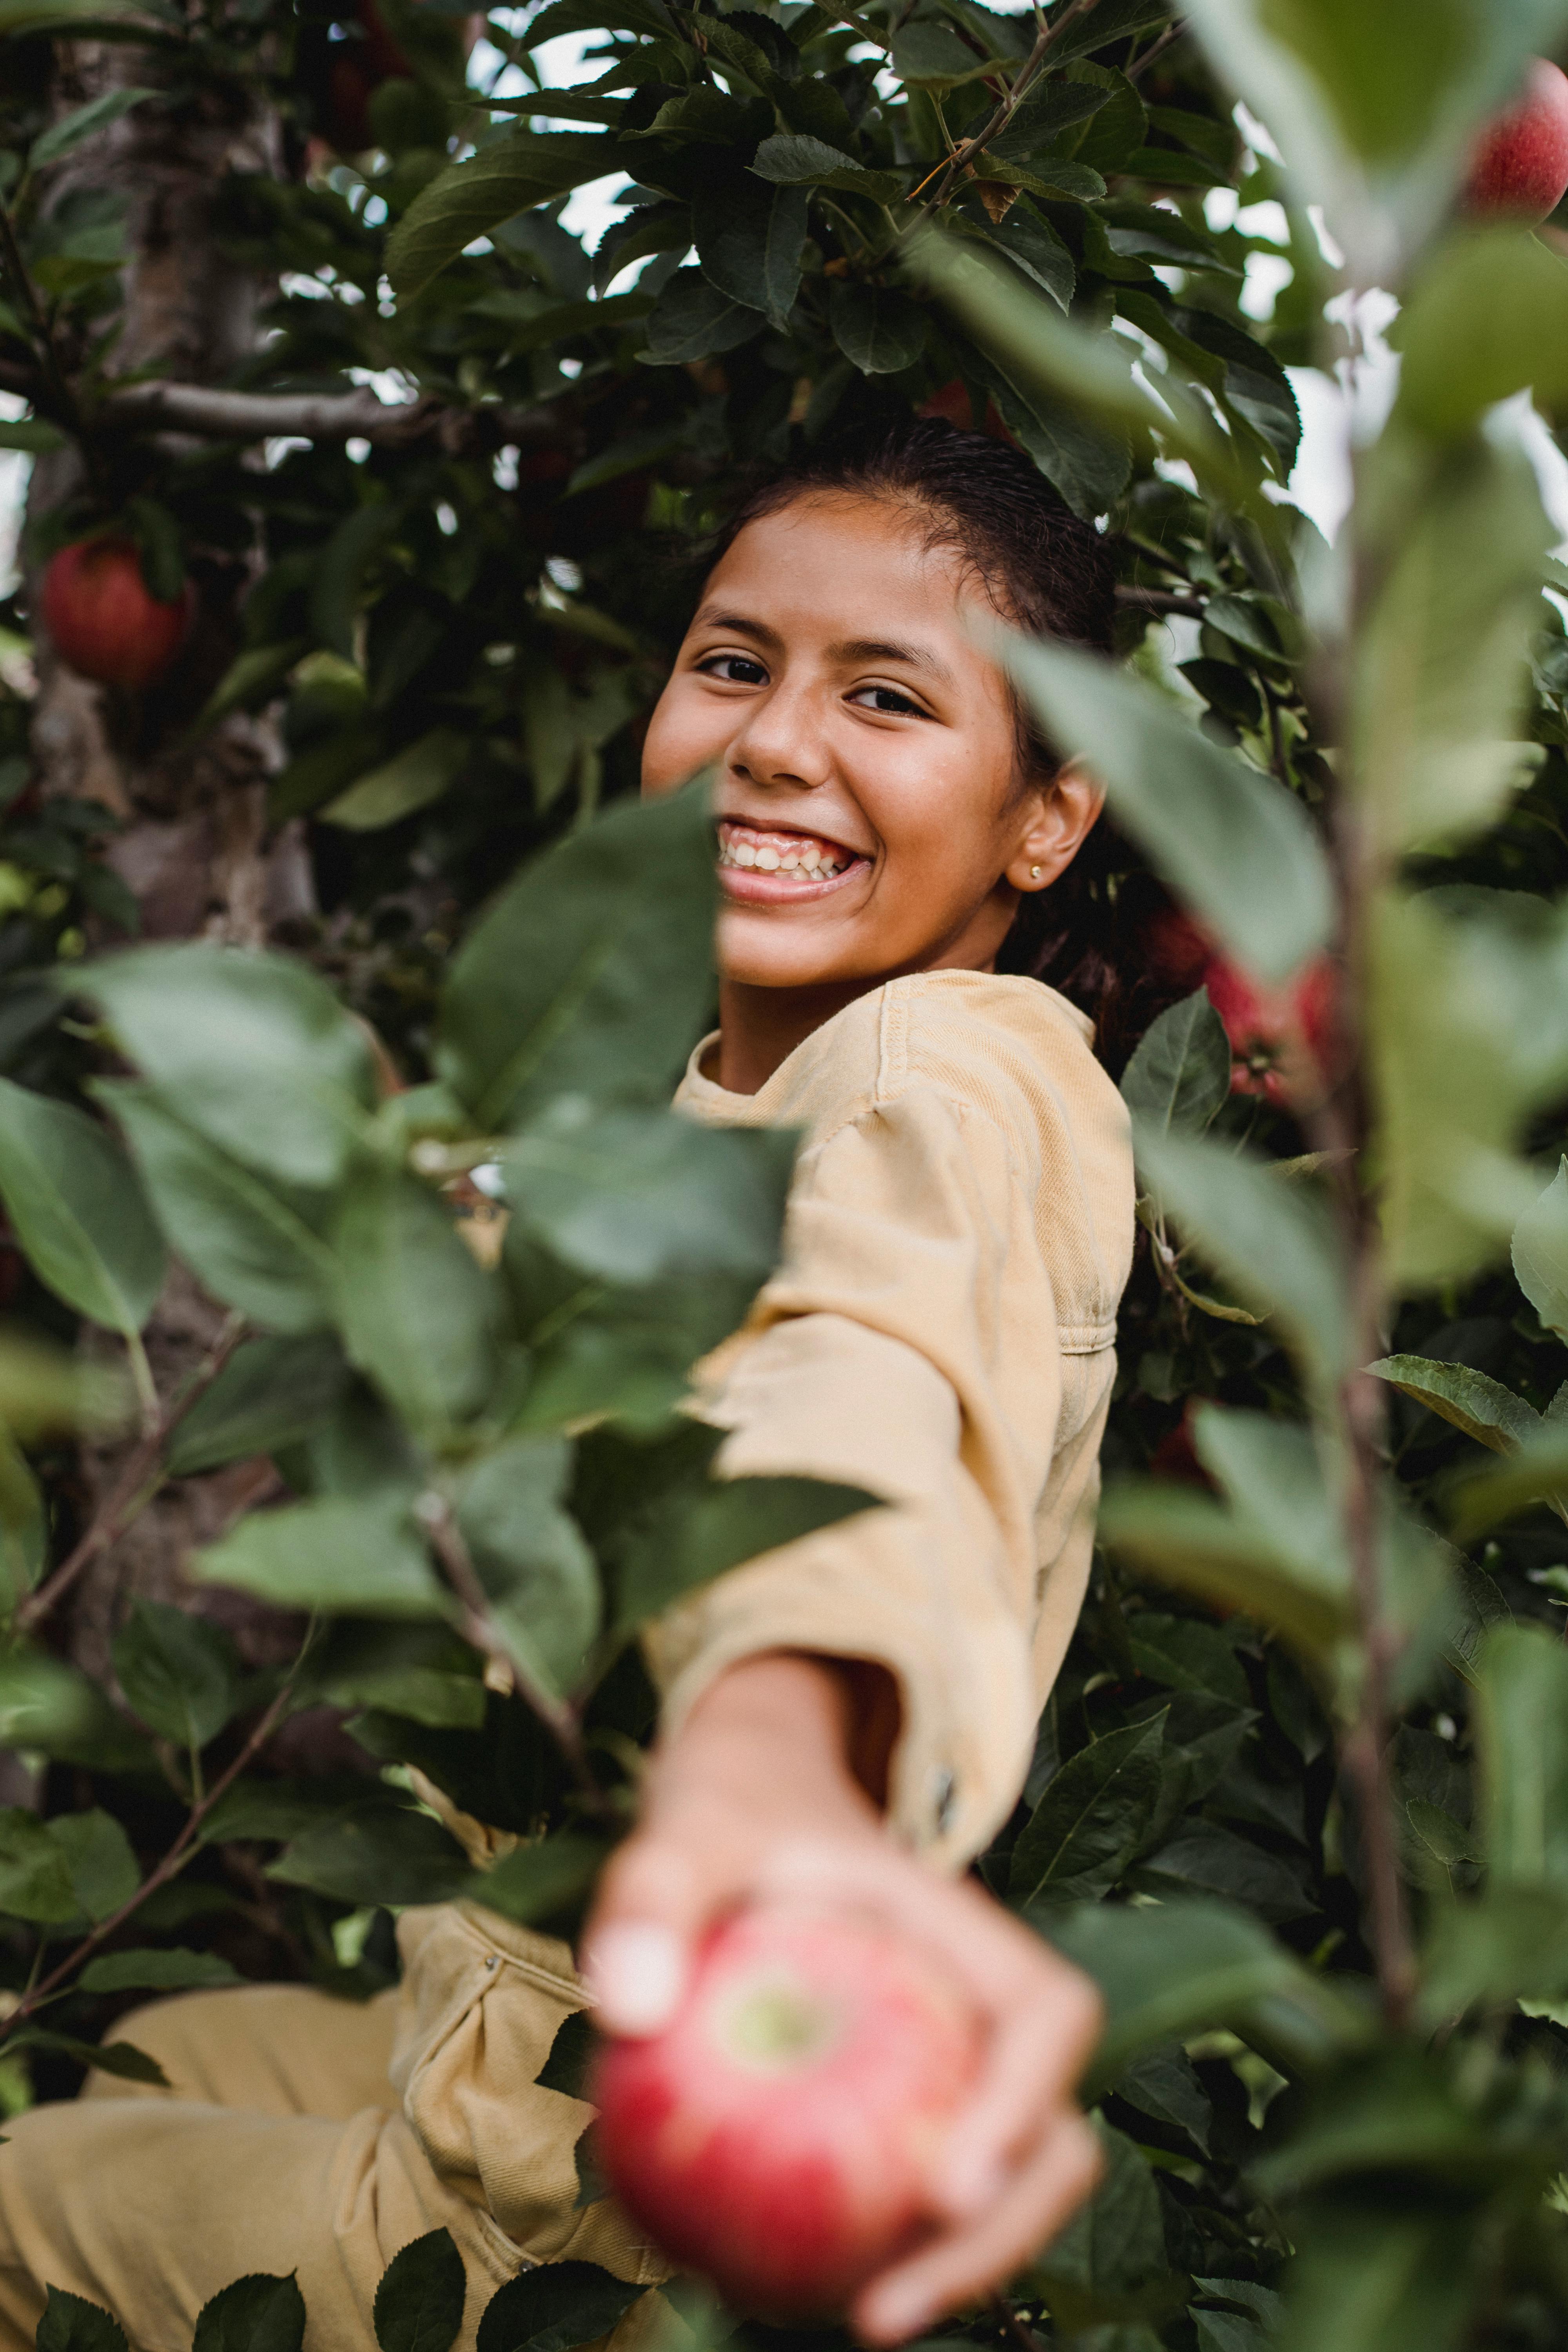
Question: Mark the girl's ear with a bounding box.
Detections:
[1004,762,1105,894]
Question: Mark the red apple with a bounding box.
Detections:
[1463,57,1568,221]
[1202,951,1336,1108]
[40,538,193,691]
[590,1907,980,2317]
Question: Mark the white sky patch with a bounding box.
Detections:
[0,390,29,600]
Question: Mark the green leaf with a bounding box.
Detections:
[1125,1612,1250,1706]
[333,1170,497,1433]
[475,2261,643,2352]
[192,2274,306,2352]
[1040,1896,1359,2088]
[1115,2045,1212,2154]
[506,1104,794,1286]
[79,1947,242,1994]
[1273,2200,1475,2352]
[387,133,643,299]
[269,1805,472,1905]
[1418,1885,1568,2019]
[750,132,904,201]
[437,784,715,1133]
[29,81,157,165]
[1181,0,1563,277]
[641,267,760,364]
[319,728,469,832]
[0,1648,150,1772]
[0,1327,125,1440]
[827,281,927,375]
[183,640,307,740]
[80,945,376,1189]
[168,1335,352,1476]
[0,1076,165,1337]
[49,1808,140,1921]
[0,1427,43,1610]
[0,417,67,452]
[614,1474,880,1636]
[1473,1622,1568,1889]
[1032,2120,1167,2299]
[194,1493,445,1617]
[1350,430,1550,856]
[890,20,1000,84]
[99,1083,339,1336]
[1445,1419,1568,1539]
[1008,1713,1166,1905]
[692,180,808,329]
[1119,988,1231,1137]
[456,1438,600,1698]
[537,2006,595,2099]
[112,1599,241,1751]
[1398,228,1568,440]
[1003,639,1334,987]
[1371,889,1568,1289]
[1100,1410,1353,1663]
[1513,1155,1568,1339]
[374,2230,466,2352]
[35,2288,130,2352]
[1134,1129,1348,1392]
[468,1834,609,1929]
[1367,1354,1541,1452]
[22,2029,169,2085]
[966,342,1132,519]
[0,1806,79,1923]
[1134,1815,1316,1924]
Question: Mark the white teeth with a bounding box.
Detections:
[718,827,852,878]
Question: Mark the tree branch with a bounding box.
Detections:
[16,1312,248,1637]
[93,379,569,449]
[0,1656,303,2045]
[1116,585,1207,617]
[913,0,1105,220]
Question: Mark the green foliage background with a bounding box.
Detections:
[8,2,1568,2350]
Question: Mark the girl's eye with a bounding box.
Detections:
[849,683,926,717]
[699,653,768,686]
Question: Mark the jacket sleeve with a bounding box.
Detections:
[642,1082,1100,1868]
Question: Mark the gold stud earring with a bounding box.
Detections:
[1029,863,1042,880]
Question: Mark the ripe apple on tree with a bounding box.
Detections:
[40,536,194,691]
[1463,56,1568,221]
[1145,908,1336,1109]
[591,1906,980,2318]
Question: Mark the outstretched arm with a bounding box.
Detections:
[580,1651,1103,2346]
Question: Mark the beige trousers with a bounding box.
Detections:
[0,1905,667,2352]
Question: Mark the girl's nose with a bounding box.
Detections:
[727,681,833,793]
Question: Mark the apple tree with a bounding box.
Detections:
[5,2,1568,2349]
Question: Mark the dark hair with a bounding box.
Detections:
[701,415,1156,1065]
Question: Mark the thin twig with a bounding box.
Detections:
[0,1664,301,2045]
[417,1492,611,1820]
[1124,17,1186,84]
[1116,585,1207,617]
[16,1314,247,1637]
[912,0,1105,220]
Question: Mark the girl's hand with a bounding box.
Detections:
[578,1653,1104,2346]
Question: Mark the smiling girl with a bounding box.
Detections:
[0,421,1135,2352]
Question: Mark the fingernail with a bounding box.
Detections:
[583,1923,687,2036]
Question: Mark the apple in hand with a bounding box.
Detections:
[40,537,193,690]
[1463,57,1568,221]
[590,1906,980,2318]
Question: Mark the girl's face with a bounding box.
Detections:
[641,493,1100,996]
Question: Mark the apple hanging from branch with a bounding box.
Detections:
[591,1907,980,2318]
[40,537,194,691]
[1463,56,1568,221]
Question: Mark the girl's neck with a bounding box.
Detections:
[713,977,875,1094]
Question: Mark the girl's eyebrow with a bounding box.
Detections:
[693,607,953,685]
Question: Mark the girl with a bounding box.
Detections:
[0,419,1135,2352]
